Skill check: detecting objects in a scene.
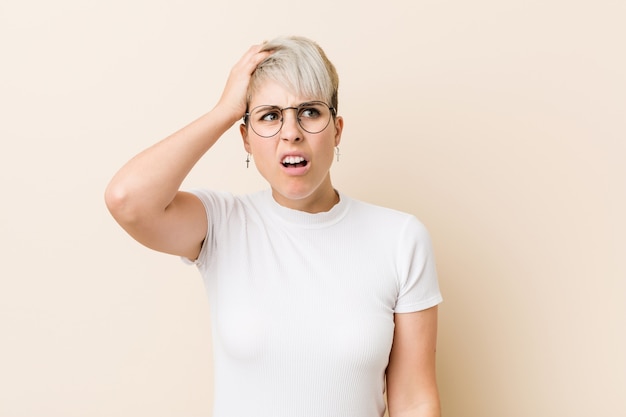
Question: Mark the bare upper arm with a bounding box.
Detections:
[114,190,208,260]
[386,306,441,417]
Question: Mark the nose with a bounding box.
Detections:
[280,107,302,142]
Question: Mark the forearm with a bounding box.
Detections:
[105,106,236,219]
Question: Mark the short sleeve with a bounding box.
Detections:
[394,216,443,313]
[179,189,235,267]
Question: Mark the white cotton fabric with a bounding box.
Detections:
[185,189,442,417]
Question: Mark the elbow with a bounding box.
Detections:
[104,182,142,226]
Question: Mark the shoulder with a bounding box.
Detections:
[188,188,267,214]
[345,195,426,231]
[184,189,269,267]
[188,188,237,206]
[342,195,434,256]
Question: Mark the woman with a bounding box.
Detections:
[105,36,442,417]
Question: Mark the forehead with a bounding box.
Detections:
[249,79,323,107]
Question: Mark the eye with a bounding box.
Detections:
[298,105,323,119]
[252,106,282,123]
[260,110,281,122]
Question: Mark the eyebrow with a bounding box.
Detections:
[252,101,325,109]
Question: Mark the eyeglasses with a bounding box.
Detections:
[244,101,336,138]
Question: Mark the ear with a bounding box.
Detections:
[333,116,344,147]
[240,123,252,153]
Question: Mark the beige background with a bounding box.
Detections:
[1,0,624,416]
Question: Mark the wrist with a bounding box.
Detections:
[207,103,243,130]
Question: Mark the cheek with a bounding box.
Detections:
[321,135,339,158]
[249,142,275,168]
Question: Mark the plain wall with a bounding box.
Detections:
[1,0,624,416]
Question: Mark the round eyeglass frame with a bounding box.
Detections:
[243,101,337,138]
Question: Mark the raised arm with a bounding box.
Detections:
[104,45,271,260]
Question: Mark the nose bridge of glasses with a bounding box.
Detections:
[280,106,301,123]
[277,107,303,136]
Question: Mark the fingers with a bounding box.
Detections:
[236,43,272,74]
[214,43,274,123]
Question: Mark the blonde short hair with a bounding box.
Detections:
[248,36,339,112]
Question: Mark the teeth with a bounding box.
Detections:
[282,156,305,164]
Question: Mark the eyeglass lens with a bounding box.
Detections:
[248,102,333,138]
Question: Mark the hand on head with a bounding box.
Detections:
[215,44,273,125]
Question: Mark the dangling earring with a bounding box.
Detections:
[245,153,251,168]
[335,146,341,162]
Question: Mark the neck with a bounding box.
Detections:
[272,183,340,214]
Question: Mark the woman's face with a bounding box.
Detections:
[241,79,343,212]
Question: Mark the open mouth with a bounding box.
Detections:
[281,156,308,168]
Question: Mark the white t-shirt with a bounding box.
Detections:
[187,189,442,417]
